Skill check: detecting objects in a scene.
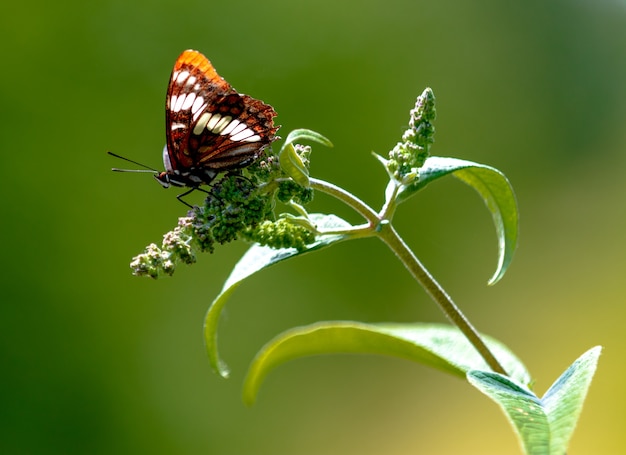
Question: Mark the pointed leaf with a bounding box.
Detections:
[399,156,518,285]
[541,346,602,453]
[243,321,531,405]
[468,346,601,455]
[282,128,333,149]
[204,214,352,377]
[279,142,310,187]
[469,372,549,455]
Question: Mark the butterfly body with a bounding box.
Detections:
[156,50,278,190]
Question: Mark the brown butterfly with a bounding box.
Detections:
[110,49,278,203]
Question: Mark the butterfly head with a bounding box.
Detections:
[154,172,171,188]
[153,145,174,188]
[155,144,221,189]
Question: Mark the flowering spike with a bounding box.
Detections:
[387,88,436,184]
[129,129,330,277]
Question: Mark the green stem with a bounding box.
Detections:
[377,223,507,375]
[309,177,508,375]
[310,178,379,225]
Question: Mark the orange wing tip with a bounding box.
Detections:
[174,49,220,82]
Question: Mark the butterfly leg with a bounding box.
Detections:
[176,186,212,208]
[176,188,196,208]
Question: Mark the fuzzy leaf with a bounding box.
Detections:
[279,143,310,187]
[242,321,531,405]
[282,128,333,149]
[204,214,351,377]
[468,346,601,455]
[399,156,518,285]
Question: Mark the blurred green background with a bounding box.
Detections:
[2,0,625,453]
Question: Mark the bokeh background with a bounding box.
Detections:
[2,0,625,453]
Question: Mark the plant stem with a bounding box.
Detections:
[310,178,379,225]
[310,177,508,375]
[377,223,508,375]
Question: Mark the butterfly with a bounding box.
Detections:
[110,49,278,203]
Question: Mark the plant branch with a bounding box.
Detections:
[377,223,508,375]
[309,178,379,225]
[309,176,508,376]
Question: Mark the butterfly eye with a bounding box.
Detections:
[154,172,170,188]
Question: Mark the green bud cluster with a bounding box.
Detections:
[191,174,274,252]
[277,179,314,205]
[246,153,282,183]
[130,217,196,278]
[243,218,316,251]
[387,88,436,183]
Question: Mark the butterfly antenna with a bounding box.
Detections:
[107,151,159,173]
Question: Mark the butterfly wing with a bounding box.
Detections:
[165,50,278,182]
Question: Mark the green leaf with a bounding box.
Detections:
[279,143,310,187]
[276,129,332,188]
[204,214,352,378]
[242,321,531,405]
[282,128,333,149]
[468,346,601,455]
[399,156,518,285]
